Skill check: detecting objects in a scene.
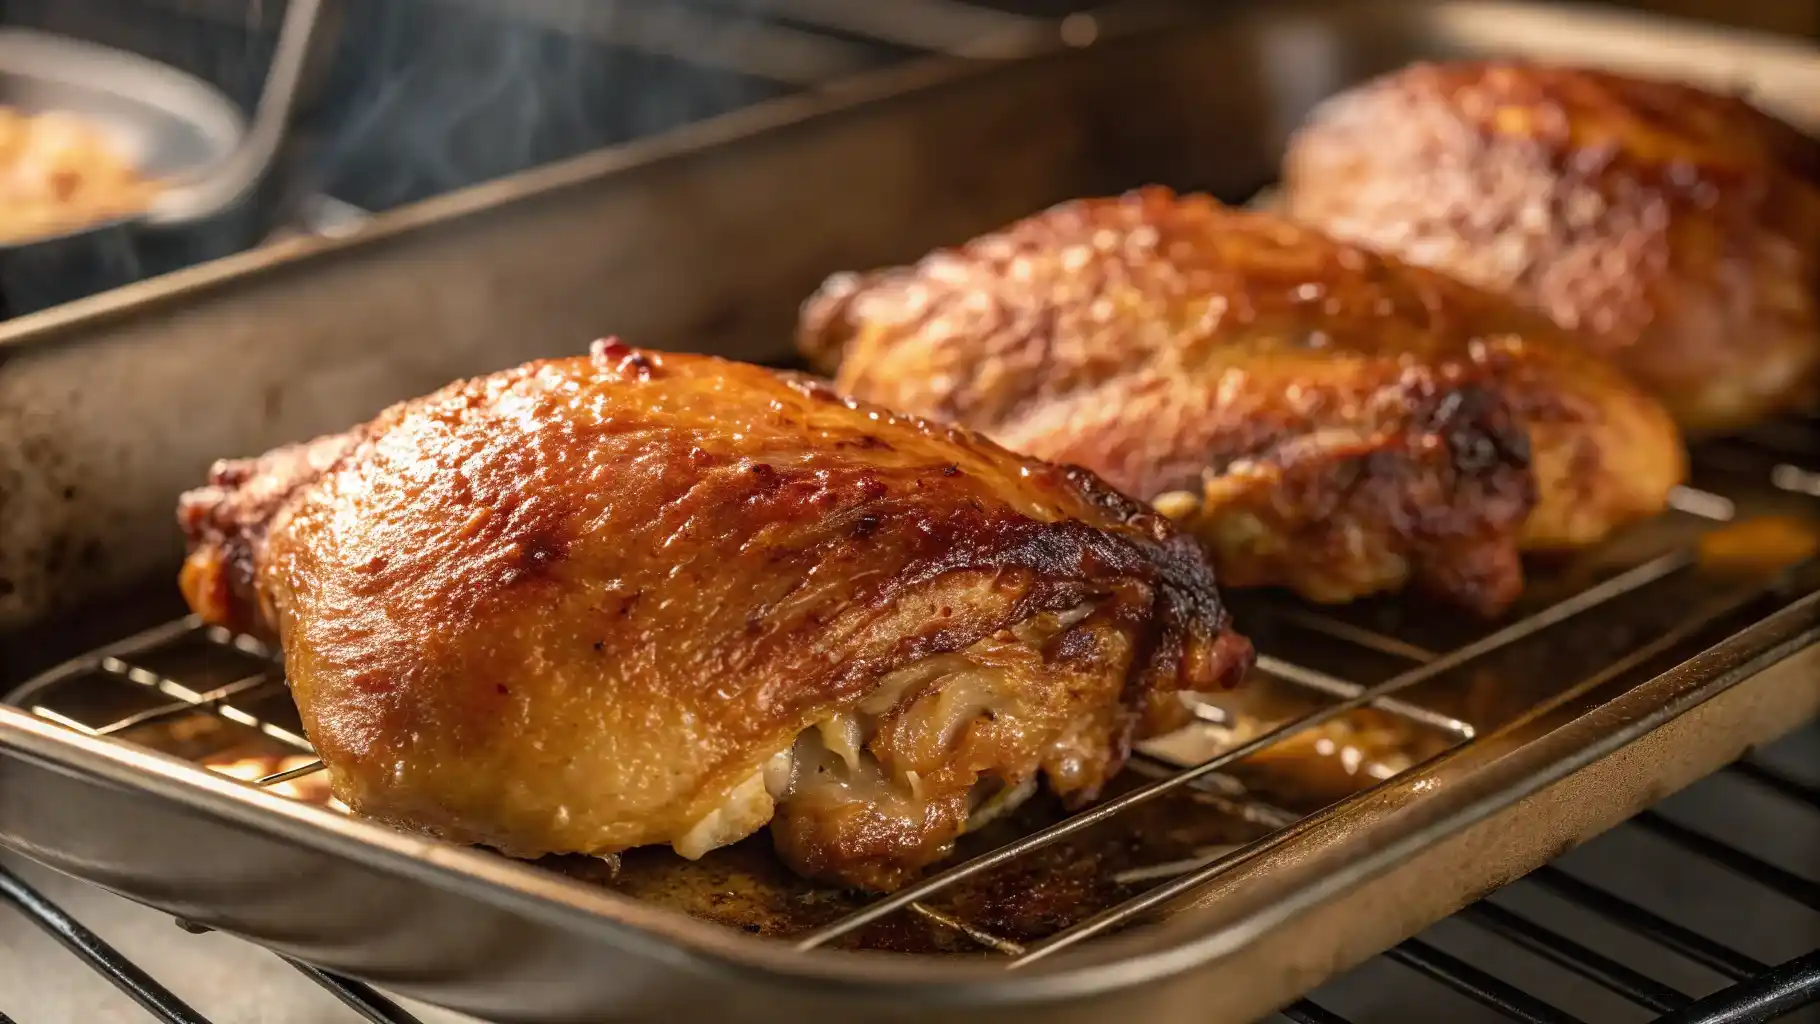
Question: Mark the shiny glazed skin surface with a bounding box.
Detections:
[177,342,1252,891]
[801,189,1685,614]
[1284,61,1820,434]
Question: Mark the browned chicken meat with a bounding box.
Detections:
[1282,61,1820,434]
[801,189,1685,614]
[177,341,1252,891]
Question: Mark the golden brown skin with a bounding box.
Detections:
[1283,61,1820,434]
[800,189,1685,614]
[177,341,1252,891]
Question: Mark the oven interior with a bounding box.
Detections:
[0,1,1817,1022]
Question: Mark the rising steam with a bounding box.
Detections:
[304,0,851,212]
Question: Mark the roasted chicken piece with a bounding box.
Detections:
[800,189,1685,614]
[177,341,1252,891]
[1282,61,1820,434]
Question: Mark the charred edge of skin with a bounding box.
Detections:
[1424,383,1534,477]
[795,517,1129,719]
[765,484,1247,709]
[176,433,365,639]
[891,510,1244,688]
[177,461,266,635]
[1414,381,1539,616]
[769,519,1250,882]
[736,503,1249,835]
[1059,462,1252,715]
[589,337,663,380]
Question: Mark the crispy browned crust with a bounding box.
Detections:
[177,341,1251,890]
[1283,60,1820,434]
[800,188,1686,613]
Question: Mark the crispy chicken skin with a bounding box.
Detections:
[1283,61,1820,434]
[177,341,1252,891]
[800,189,1685,614]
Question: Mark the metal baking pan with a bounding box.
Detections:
[2,2,1818,1022]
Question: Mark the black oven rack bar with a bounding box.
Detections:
[0,861,213,1024]
[0,858,426,1024]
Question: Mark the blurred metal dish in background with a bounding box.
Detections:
[0,0,325,313]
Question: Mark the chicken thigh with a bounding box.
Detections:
[178,340,1252,891]
[1283,61,1820,434]
[801,189,1685,614]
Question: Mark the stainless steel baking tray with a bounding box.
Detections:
[2,2,1818,1022]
